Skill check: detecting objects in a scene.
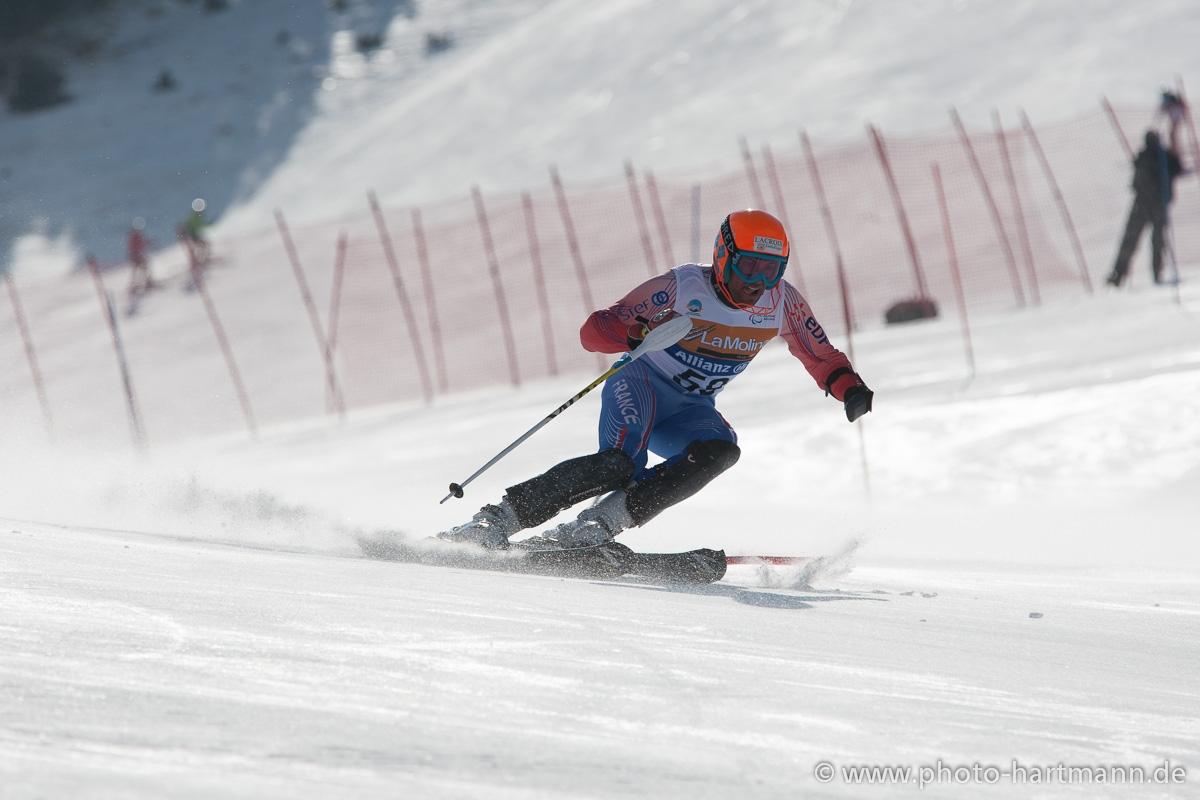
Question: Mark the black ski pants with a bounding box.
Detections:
[1109,195,1169,285]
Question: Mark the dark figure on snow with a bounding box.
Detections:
[1107,130,1185,287]
[440,209,873,551]
[127,217,158,297]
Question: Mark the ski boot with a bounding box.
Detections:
[526,491,635,550]
[438,499,521,549]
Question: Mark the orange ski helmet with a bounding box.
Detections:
[712,209,790,306]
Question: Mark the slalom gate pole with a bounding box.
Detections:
[624,161,659,277]
[932,163,977,382]
[1165,214,1184,309]
[644,171,675,268]
[87,259,146,449]
[441,315,693,503]
[950,108,1026,307]
[1019,109,1093,294]
[3,271,54,436]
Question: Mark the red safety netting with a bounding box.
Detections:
[5,104,1198,441]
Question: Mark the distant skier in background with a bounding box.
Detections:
[1106,128,1185,287]
[180,198,211,289]
[441,209,873,551]
[1159,90,1187,152]
[127,217,157,297]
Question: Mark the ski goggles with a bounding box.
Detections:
[728,252,788,288]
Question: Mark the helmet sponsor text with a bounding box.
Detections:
[753,235,785,255]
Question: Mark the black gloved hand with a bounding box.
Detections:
[843,384,874,422]
[626,309,680,350]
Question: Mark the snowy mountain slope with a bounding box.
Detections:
[0,0,546,271]
[233,0,1200,231]
[3,2,1200,795]
[4,0,1200,273]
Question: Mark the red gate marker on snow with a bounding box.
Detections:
[760,142,806,295]
[521,191,559,377]
[471,186,522,387]
[993,109,1042,305]
[550,165,606,372]
[725,556,812,566]
[87,258,146,449]
[624,160,659,277]
[932,163,977,382]
[368,193,435,404]
[950,107,1027,308]
[1019,109,1093,294]
[275,209,347,417]
[644,170,675,268]
[868,123,931,300]
[410,208,449,394]
[739,136,767,209]
[4,270,53,436]
[1101,95,1134,160]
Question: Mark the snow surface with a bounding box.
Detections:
[3,1,1200,797]
[4,285,1200,798]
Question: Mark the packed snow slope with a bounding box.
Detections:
[3,0,1200,270]
[3,283,1200,797]
[3,1,1200,796]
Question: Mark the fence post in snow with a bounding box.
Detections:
[4,270,54,436]
[624,160,659,276]
[1100,96,1134,160]
[86,258,146,449]
[738,136,766,208]
[325,232,349,411]
[760,142,806,295]
[549,165,596,312]
[643,170,675,267]
[1019,110,1093,293]
[932,163,977,382]
[949,108,1027,308]
[549,166,605,371]
[471,186,522,387]
[410,209,449,394]
[799,130,857,343]
[867,123,932,301]
[366,194,435,404]
[1176,78,1200,177]
[992,109,1042,306]
[799,131,868,496]
[274,209,347,418]
[521,191,559,377]
[191,259,258,437]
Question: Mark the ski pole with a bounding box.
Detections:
[441,315,692,503]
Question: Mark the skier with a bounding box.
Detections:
[127,217,157,297]
[1106,130,1185,287]
[179,198,212,290]
[440,209,873,550]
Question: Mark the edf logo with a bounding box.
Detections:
[805,316,829,345]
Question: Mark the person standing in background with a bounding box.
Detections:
[1106,128,1185,287]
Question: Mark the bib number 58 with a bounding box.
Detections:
[671,368,729,395]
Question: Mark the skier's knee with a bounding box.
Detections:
[625,439,740,526]
[687,439,740,473]
[504,448,635,528]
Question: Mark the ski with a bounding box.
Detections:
[358,533,727,584]
[628,548,727,584]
